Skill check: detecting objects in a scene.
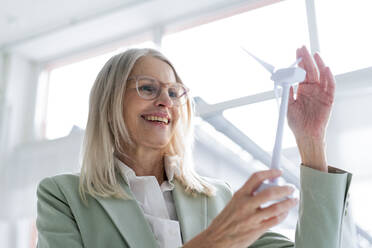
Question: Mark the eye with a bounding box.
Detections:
[137,78,158,95]
[139,85,156,93]
[168,88,179,98]
[169,85,186,98]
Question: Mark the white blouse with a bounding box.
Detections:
[116,156,183,248]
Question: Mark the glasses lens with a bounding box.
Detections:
[169,85,187,106]
[137,78,159,99]
[136,77,188,105]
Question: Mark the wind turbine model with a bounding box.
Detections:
[242,48,306,193]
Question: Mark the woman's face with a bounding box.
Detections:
[123,56,181,151]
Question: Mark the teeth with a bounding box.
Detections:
[144,115,169,124]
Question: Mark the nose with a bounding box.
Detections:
[154,88,173,108]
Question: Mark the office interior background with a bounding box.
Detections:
[1,0,372,247]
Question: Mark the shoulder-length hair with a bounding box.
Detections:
[79,48,216,201]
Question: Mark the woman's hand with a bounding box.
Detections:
[183,170,297,248]
[287,46,335,171]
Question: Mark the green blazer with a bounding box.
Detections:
[36,165,352,248]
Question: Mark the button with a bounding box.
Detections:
[344,204,348,216]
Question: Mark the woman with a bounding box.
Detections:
[36,46,352,248]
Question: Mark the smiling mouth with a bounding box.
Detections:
[141,115,170,125]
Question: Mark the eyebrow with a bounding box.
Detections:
[128,75,181,85]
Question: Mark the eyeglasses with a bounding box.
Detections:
[127,75,189,106]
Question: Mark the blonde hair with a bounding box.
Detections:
[79,48,216,201]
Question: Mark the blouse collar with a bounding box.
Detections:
[115,155,181,187]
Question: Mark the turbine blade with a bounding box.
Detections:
[289,57,302,67]
[241,47,275,74]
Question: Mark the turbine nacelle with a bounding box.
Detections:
[271,67,306,86]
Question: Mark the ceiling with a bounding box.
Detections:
[0,0,142,46]
[0,0,269,62]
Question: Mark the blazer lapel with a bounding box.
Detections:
[96,176,158,248]
[172,180,208,243]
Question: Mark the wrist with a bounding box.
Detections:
[183,229,215,248]
[296,136,327,172]
[296,135,324,147]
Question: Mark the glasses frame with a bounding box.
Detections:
[127,75,189,106]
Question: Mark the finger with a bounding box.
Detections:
[298,46,319,83]
[314,52,326,70]
[296,48,307,88]
[255,198,297,222]
[251,185,294,207]
[240,170,282,196]
[296,48,305,75]
[314,53,327,90]
[326,67,336,98]
[318,67,327,91]
[289,86,295,105]
[243,211,289,244]
[258,211,289,231]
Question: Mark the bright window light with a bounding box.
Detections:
[315,0,372,74]
[46,52,114,139]
[162,0,307,150]
[224,99,297,151]
[45,41,155,140]
[162,0,309,104]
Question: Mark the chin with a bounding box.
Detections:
[141,139,171,150]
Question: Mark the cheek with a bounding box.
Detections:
[171,109,181,129]
[123,93,144,122]
[123,104,134,126]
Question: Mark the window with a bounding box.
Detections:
[162,0,306,151]
[315,0,372,74]
[224,99,297,151]
[44,41,156,139]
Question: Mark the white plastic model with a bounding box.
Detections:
[242,48,306,193]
